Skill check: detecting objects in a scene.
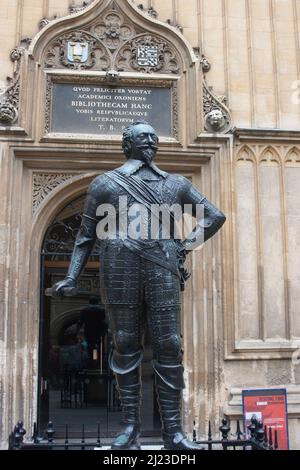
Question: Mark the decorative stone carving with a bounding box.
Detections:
[205,109,227,133]
[147,6,158,18]
[0,41,29,126]
[0,101,18,123]
[69,1,92,15]
[172,81,179,140]
[200,54,211,74]
[285,149,300,164]
[166,19,183,34]
[10,47,23,63]
[39,2,91,29]
[45,76,52,134]
[90,9,135,52]
[39,18,50,30]
[43,2,181,74]
[137,4,158,18]
[136,45,159,67]
[105,70,121,83]
[260,147,281,164]
[44,31,109,70]
[116,34,180,74]
[32,173,75,214]
[39,16,57,30]
[203,80,232,133]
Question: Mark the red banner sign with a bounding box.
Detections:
[242,389,289,450]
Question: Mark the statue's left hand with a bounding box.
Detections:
[45,277,78,297]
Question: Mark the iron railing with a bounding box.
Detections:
[8,417,278,450]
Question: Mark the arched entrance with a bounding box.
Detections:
[38,194,160,438]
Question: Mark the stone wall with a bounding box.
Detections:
[1,0,300,129]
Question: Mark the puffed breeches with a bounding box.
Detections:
[100,240,183,366]
[99,240,181,307]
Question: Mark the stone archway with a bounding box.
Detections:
[26,174,98,433]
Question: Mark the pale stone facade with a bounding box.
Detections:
[0,0,300,449]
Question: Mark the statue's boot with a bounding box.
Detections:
[110,349,142,450]
[153,361,203,450]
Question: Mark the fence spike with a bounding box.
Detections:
[264,425,268,449]
[247,416,257,439]
[46,421,55,443]
[207,421,213,450]
[219,418,230,440]
[17,421,26,439]
[65,424,69,450]
[12,422,26,449]
[81,424,85,450]
[268,427,273,450]
[193,421,197,442]
[32,422,39,444]
[97,423,101,447]
[208,421,212,441]
[236,420,242,441]
[255,421,265,446]
[274,430,279,450]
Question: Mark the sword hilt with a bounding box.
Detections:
[45,287,78,297]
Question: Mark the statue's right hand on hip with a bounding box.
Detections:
[46,277,77,298]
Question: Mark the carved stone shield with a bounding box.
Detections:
[137,46,159,67]
[67,41,89,63]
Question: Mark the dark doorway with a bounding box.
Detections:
[38,195,160,438]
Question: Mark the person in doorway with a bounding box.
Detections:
[76,296,108,369]
[52,121,226,450]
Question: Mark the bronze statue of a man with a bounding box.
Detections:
[52,121,226,450]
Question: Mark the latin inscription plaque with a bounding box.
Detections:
[51,83,173,136]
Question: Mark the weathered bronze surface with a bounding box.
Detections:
[51,121,226,450]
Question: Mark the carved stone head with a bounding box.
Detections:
[122,120,159,164]
[105,70,120,83]
[206,108,226,132]
[0,101,17,124]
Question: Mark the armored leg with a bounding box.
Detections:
[106,304,145,450]
[148,304,203,450]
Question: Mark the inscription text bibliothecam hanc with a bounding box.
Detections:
[51,84,172,136]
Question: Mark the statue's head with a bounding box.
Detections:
[122,120,159,164]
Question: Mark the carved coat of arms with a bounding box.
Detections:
[137,46,159,67]
[67,41,89,63]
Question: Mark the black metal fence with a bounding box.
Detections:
[8,417,278,450]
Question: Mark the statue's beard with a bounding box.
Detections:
[137,146,157,165]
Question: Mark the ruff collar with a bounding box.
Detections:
[117,159,168,178]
